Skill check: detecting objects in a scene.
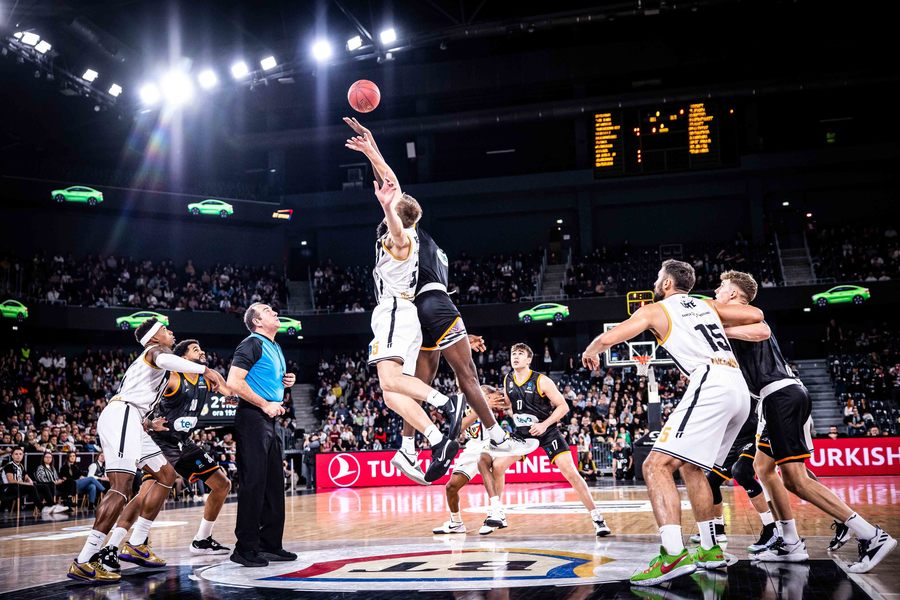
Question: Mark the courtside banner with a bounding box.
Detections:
[316,446,578,489]
[806,437,900,476]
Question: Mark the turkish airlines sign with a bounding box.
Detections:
[316,446,578,489]
[806,437,900,476]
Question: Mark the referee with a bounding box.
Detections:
[227,303,297,567]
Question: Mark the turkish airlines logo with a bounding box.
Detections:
[328,453,361,487]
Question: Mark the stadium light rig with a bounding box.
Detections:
[230,60,249,79]
[198,68,218,89]
[260,55,277,71]
[139,83,160,105]
[108,83,123,97]
[379,28,397,45]
[35,40,52,54]
[346,35,362,51]
[82,68,99,82]
[311,40,333,62]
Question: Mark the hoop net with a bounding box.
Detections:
[634,354,652,378]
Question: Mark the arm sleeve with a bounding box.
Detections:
[155,353,207,374]
[231,337,263,371]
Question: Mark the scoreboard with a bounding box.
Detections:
[593,101,736,177]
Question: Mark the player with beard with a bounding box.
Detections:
[98,339,236,573]
[715,270,895,573]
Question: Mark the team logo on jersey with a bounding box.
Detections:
[436,249,448,267]
[679,298,697,309]
[526,382,535,392]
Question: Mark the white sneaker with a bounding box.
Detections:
[52,504,70,514]
[593,518,612,537]
[848,527,897,574]
[479,513,507,536]
[485,436,539,456]
[41,506,54,516]
[432,520,466,534]
[754,538,809,562]
[391,450,430,485]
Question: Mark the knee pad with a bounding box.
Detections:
[706,470,726,505]
[733,458,763,498]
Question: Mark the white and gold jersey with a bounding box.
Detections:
[114,345,170,418]
[656,294,740,376]
[373,227,419,303]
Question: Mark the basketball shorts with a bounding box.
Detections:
[756,383,814,465]
[517,426,569,463]
[145,435,221,483]
[368,297,422,376]
[653,365,751,471]
[98,401,167,474]
[416,290,467,351]
[710,407,759,480]
[452,438,526,480]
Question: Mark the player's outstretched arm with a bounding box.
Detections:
[374,178,410,257]
[581,305,656,370]
[708,300,764,327]
[724,322,771,342]
[344,118,401,191]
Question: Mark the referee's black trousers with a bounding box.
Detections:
[234,401,285,554]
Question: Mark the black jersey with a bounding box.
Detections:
[505,370,557,430]
[149,372,210,442]
[730,323,797,397]
[414,225,449,292]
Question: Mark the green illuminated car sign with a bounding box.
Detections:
[115,311,170,330]
[811,285,871,307]
[50,186,104,206]
[518,303,570,323]
[277,316,302,336]
[0,299,28,321]
[188,199,234,218]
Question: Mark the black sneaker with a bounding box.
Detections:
[98,545,121,573]
[424,437,460,483]
[230,549,269,567]
[259,548,298,561]
[191,536,230,555]
[748,523,778,554]
[828,519,852,551]
[441,393,466,440]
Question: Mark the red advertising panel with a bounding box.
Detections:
[806,437,900,477]
[316,446,578,489]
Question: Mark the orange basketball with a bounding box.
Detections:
[348,79,380,113]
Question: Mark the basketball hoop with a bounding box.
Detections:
[634,355,652,378]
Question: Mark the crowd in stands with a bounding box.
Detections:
[826,320,900,437]
[809,224,899,282]
[563,236,782,297]
[0,253,286,314]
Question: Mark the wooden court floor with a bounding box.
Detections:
[1,476,897,598]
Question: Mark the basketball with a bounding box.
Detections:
[348,79,380,113]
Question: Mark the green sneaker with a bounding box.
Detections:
[693,544,727,569]
[630,546,697,586]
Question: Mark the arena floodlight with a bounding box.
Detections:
[139,83,160,105]
[82,68,99,82]
[782,201,790,206]
[21,31,40,46]
[260,55,277,70]
[160,69,194,105]
[346,35,362,51]
[379,28,397,45]
[35,40,52,54]
[311,40,332,62]
[13,32,24,40]
[198,68,218,89]
[230,60,249,79]
[108,83,123,97]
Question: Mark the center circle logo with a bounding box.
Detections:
[327,453,361,487]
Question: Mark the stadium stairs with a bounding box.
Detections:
[291,383,319,434]
[795,358,843,434]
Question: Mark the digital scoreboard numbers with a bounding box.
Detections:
[594,101,728,177]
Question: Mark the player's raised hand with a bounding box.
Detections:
[581,350,600,371]
[343,116,371,138]
[373,177,399,207]
[148,417,169,431]
[468,335,486,353]
[345,134,375,155]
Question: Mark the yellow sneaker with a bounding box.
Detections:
[67,556,121,584]
[119,542,167,567]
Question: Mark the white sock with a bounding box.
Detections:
[450,512,462,523]
[713,515,724,527]
[660,524,684,554]
[490,496,502,509]
[590,508,604,522]
[107,526,128,549]
[78,529,107,563]
[698,519,717,550]
[775,520,784,536]
[426,389,449,407]
[129,517,153,546]
[487,424,506,444]
[424,424,444,446]
[845,512,878,541]
[779,519,800,544]
[759,510,775,526]
[195,518,215,541]
[401,436,415,453]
